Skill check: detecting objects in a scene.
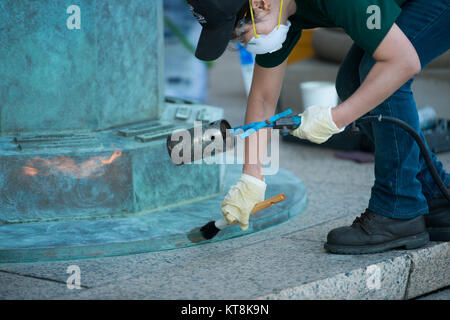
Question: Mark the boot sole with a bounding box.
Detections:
[324,232,429,255]
[427,227,450,242]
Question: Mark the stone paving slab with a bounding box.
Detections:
[1,196,448,299]
[258,243,449,300]
[405,242,450,299]
[0,164,372,282]
[1,215,446,300]
[0,178,370,289]
[0,271,75,300]
[259,255,411,300]
[279,141,376,187]
[45,237,411,300]
[418,287,450,300]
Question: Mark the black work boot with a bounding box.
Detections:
[324,209,429,254]
[426,190,450,241]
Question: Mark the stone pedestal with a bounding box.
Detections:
[0,166,307,263]
[0,1,223,223]
[0,1,308,262]
[1,0,164,135]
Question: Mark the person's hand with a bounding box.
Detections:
[222,174,266,231]
[290,105,345,144]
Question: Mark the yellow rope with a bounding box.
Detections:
[277,0,284,29]
[248,0,284,38]
[249,0,259,38]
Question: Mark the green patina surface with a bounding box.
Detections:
[0,1,224,224]
[0,1,308,262]
[0,166,308,263]
[0,0,164,136]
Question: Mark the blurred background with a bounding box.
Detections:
[164,0,450,154]
[0,0,448,299]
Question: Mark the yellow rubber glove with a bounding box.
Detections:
[290,105,345,144]
[222,174,266,231]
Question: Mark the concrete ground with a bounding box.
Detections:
[0,50,449,300]
[418,287,450,300]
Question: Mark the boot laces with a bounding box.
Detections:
[352,209,374,227]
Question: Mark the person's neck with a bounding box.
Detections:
[284,0,297,17]
[279,0,297,24]
[262,0,297,27]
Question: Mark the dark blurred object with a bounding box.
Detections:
[423,119,450,154]
[282,130,373,152]
[276,99,372,152]
[164,0,209,102]
[334,151,375,163]
[283,119,450,155]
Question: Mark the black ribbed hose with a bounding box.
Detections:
[356,115,450,203]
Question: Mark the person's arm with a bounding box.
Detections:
[242,59,288,181]
[331,23,421,128]
[291,23,421,144]
[221,60,286,231]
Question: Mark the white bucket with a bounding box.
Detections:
[299,81,338,110]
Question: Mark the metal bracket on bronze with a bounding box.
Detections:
[13,133,101,151]
[117,122,173,137]
[196,108,210,122]
[135,125,185,143]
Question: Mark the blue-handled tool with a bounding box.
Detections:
[272,113,302,136]
[230,109,302,138]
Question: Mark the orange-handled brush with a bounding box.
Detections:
[199,193,286,240]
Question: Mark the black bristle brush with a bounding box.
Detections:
[199,193,286,240]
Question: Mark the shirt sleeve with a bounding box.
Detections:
[255,27,303,68]
[321,0,402,55]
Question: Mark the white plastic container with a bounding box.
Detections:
[299,81,338,110]
[418,106,438,130]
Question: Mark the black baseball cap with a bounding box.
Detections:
[187,0,247,61]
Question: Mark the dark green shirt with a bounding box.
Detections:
[255,0,407,68]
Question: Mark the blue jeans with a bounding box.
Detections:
[336,0,450,219]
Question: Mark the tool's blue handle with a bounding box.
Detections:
[231,109,294,139]
[293,115,302,127]
[232,109,352,139]
[279,115,302,136]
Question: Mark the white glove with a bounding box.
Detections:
[222,174,266,231]
[290,105,345,144]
